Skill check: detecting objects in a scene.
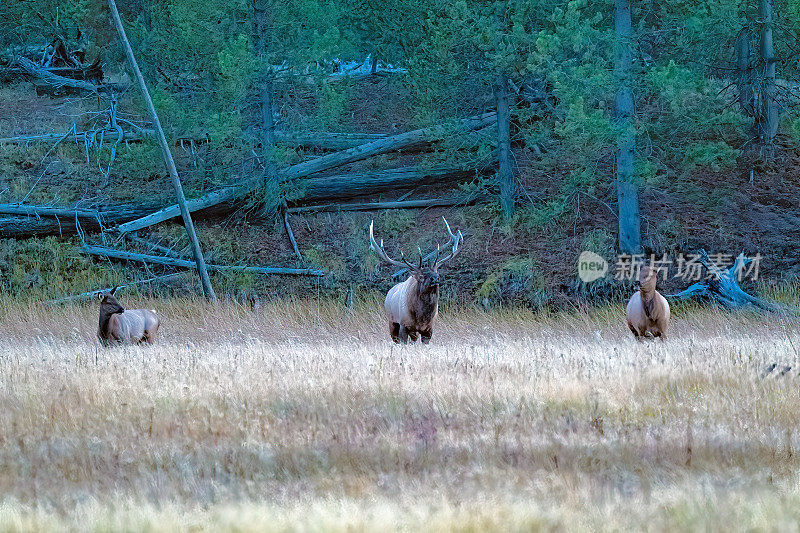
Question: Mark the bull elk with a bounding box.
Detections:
[626,265,670,340]
[97,287,160,346]
[369,217,463,344]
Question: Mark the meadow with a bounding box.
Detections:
[1,297,800,531]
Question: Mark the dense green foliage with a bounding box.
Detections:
[0,1,799,294]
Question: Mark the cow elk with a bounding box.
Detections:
[626,265,670,340]
[369,217,463,344]
[97,287,160,346]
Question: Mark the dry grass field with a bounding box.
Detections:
[2,296,800,531]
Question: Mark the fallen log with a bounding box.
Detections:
[286,194,478,214]
[0,202,162,238]
[273,131,389,151]
[8,56,101,94]
[1,38,100,77]
[0,160,486,238]
[296,165,478,203]
[665,249,797,315]
[0,200,233,238]
[115,184,248,234]
[82,244,325,276]
[114,112,497,233]
[0,203,100,219]
[280,113,497,181]
[0,129,152,145]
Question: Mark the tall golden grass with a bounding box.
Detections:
[1,296,799,531]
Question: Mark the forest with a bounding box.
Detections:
[1,1,800,530]
[0,0,797,305]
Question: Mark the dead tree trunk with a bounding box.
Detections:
[495,75,514,220]
[614,0,641,254]
[757,0,778,155]
[280,113,496,180]
[109,0,216,301]
[0,162,483,238]
[296,165,478,203]
[114,113,497,232]
[9,56,100,94]
[666,250,796,315]
[0,202,163,237]
[82,244,325,276]
[286,195,477,214]
[261,75,280,215]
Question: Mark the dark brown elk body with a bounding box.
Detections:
[370,217,462,344]
[97,287,160,346]
[626,265,670,340]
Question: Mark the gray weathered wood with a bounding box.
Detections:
[82,244,325,276]
[0,203,100,219]
[297,165,477,203]
[109,0,216,300]
[280,113,496,181]
[495,75,514,220]
[286,195,477,214]
[0,202,164,238]
[124,233,190,260]
[114,113,496,233]
[115,184,248,234]
[8,56,100,94]
[283,211,303,261]
[0,129,152,145]
[666,250,797,315]
[0,163,481,238]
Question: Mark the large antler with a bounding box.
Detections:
[433,217,463,269]
[369,220,417,270]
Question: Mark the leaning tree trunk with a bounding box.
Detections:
[495,75,514,221]
[758,0,778,156]
[109,0,216,301]
[614,0,641,255]
[109,113,496,233]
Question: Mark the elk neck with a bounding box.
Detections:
[639,285,656,320]
[98,307,122,338]
[407,275,439,324]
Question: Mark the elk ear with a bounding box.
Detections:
[110,286,118,295]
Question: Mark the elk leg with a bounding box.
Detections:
[628,323,642,341]
[398,325,409,344]
[407,330,419,342]
[420,329,432,344]
[390,322,401,343]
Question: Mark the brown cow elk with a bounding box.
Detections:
[369,217,463,344]
[97,287,160,346]
[626,265,670,340]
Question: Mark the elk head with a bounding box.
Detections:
[98,286,124,316]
